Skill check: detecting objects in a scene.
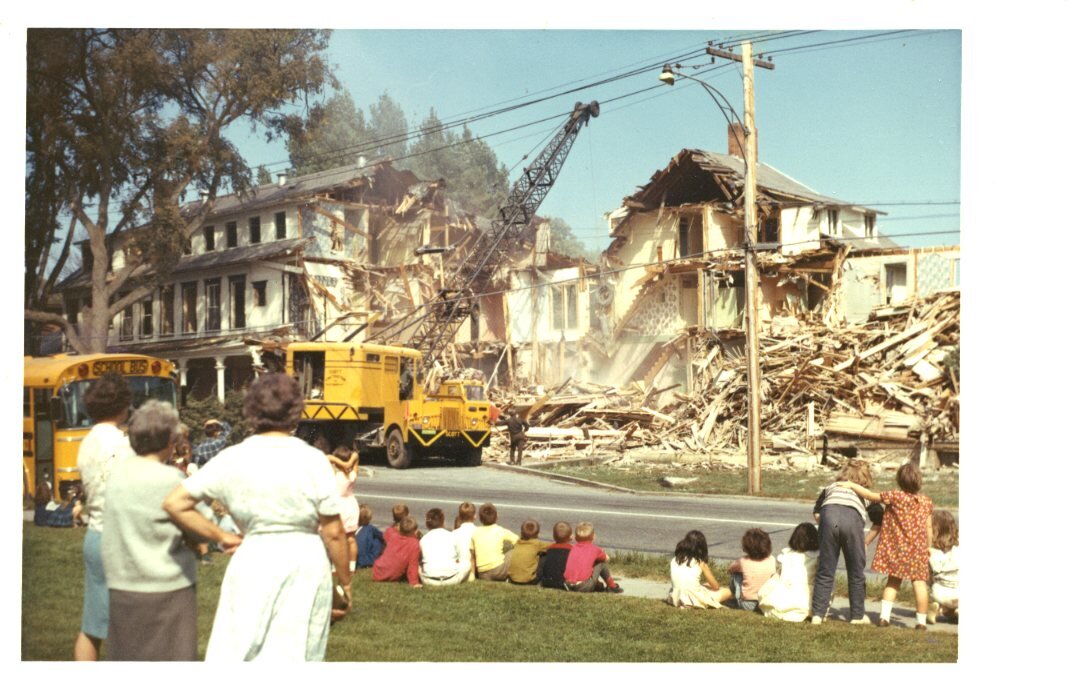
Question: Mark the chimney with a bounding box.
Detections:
[356,155,367,169]
[728,122,756,162]
[277,172,287,187]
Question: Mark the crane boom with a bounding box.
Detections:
[399,100,600,375]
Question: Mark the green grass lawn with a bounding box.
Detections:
[22,524,955,662]
[541,465,960,509]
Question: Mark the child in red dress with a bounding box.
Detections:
[843,461,933,630]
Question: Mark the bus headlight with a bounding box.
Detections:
[422,416,429,425]
[471,418,478,426]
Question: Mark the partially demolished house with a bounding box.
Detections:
[492,143,960,467]
[58,158,482,401]
[588,145,892,390]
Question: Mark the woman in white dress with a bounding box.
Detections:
[163,374,352,661]
[666,530,730,609]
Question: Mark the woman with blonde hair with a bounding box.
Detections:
[809,458,884,625]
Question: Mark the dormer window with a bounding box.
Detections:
[865,214,876,238]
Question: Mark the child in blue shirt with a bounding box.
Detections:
[355,504,385,568]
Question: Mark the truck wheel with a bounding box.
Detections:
[462,447,482,467]
[386,428,413,469]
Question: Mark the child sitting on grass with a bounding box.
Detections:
[758,523,820,622]
[509,520,551,585]
[471,503,519,581]
[452,502,477,582]
[666,530,728,609]
[372,515,422,588]
[721,528,776,611]
[419,508,467,586]
[539,522,574,589]
[385,503,410,544]
[355,504,384,569]
[563,522,623,593]
[928,509,959,624]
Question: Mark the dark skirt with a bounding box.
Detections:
[107,585,198,661]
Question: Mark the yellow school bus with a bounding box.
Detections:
[287,342,490,468]
[23,354,177,500]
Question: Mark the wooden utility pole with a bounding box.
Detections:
[706,41,771,495]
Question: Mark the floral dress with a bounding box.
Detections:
[872,490,933,580]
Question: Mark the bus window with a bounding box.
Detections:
[55,376,176,428]
[23,387,30,417]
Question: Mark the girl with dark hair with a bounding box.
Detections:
[759,523,821,622]
[73,373,134,661]
[843,461,934,630]
[666,530,730,609]
[163,373,351,661]
[721,528,776,612]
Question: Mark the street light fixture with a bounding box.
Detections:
[659,62,763,495]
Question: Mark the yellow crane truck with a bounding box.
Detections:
[286,101,599,468]
[287,342,491,468]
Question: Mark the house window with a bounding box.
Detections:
[885,263,908,305]
[252,280,268,307]
[551,283,578,330]
[140,296,154,338]
[119,304,134,341]
[205,278,221,331]
[181,282,197,333]
[226,221,238,248]
[275,211,287,240]
[229,275,246,329]
[760,216,780,245]
[249,216,261,244]
[865,214,876,238]
[203,226,215,252]
[65,298,79,325]
[678,215,703,258]
[827,209,840,236]
[160,285,175,337]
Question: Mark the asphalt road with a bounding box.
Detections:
[352,461,879,564]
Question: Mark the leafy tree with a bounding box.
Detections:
[285,90,368,175]
[366,92,409,160]
[25,29,334,354]
[405,109,509,217]
[255,165,273,185]
[541,216,592,260]
[179,389,248,447]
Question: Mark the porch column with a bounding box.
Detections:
[176,359,188,388]
[215,356,226,405]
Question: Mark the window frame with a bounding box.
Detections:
[226,221,238,248]
[181,281,198,334]
[139,296,154,339]
[205,278,222,332]
[275,211,287,240]
[160,285,175,337]
[252,280,268,307]
[229,274,246,329]
[203,226,215,252]
[249,216,261,244]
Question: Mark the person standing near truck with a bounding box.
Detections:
[502,412,529,465]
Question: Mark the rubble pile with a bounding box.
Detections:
[489,289,960,468]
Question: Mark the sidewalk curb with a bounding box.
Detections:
[484,462,636,494]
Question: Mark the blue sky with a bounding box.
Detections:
[230,29,962,253]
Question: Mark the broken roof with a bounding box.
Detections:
[194,159,421,218]
[58,238,310,290]
[622,148,883,214]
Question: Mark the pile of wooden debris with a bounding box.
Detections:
[487,289,960,469]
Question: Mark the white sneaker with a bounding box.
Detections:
[810,616,823,625]
[850,615,872,625]
[927,601,940,625]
